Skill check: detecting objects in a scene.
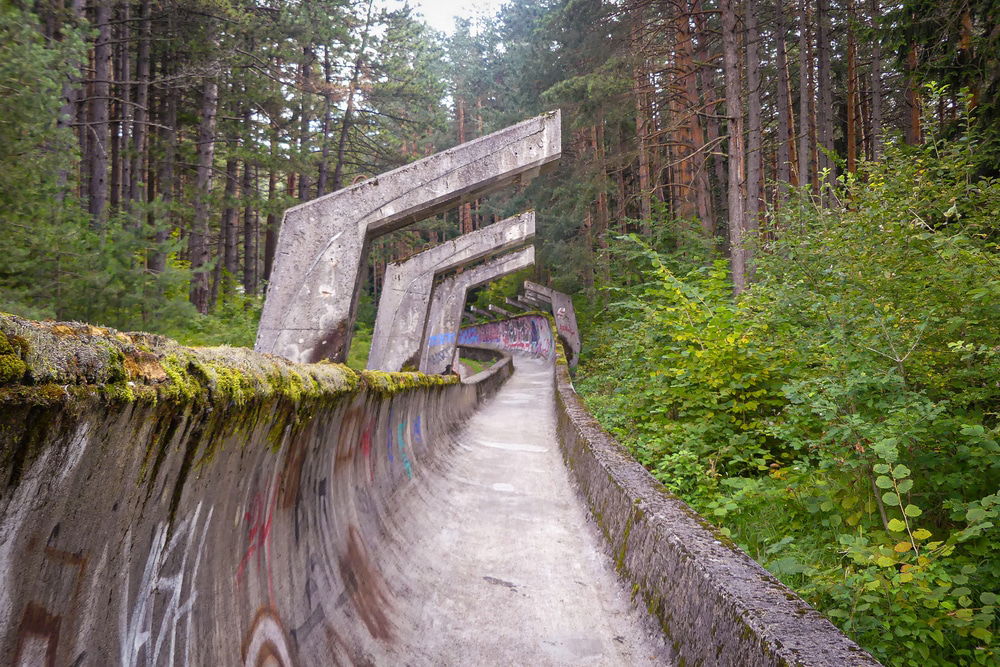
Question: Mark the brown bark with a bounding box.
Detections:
[775,0,794,197]
[87,0,112,226]
[128,0,151,208]
[904,43,922,145]
[746,0,762,239]
[189,54,220,314]
[721,0,748,293]
[816,0,835,191]
[630,17,652,231]
[846,0,859,173]
[243,163,258,295]
[222,158,240,283]
[797,0,813,190]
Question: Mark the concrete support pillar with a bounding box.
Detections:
[256,112,560,364]
[420,247,535,374]
[524,280,581,369]
[367,212,534,371]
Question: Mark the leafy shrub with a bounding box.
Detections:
[577,128,999,664]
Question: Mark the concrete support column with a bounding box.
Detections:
[420,247,535,374]
[256,112,560,364]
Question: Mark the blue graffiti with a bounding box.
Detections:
[387,408,394,463]
[413,416,423,445]
[397,421,413,479]
[427,332,456,347]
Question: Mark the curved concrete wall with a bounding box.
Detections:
[459,315,882,667]
[0,315,511,665]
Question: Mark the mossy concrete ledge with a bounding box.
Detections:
[0,313,512,664]
[549,337,882,665]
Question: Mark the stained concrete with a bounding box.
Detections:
[386,354,669,665]
[525,280,581,368]
[257,112,560,364]
[420,247,535,374]
[367,212,535,372]
[505,297,533,312]
[488,303,513,317]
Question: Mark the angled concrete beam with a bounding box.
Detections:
[469,305,492,318]
[366,211,535,370]
[256,111,561,363]
[519,293,549,310]
[505,297,532,312]
[525,280,581,368]
[488,304,513,317]
[420,247,535,374]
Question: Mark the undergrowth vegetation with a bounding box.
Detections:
[576,129,1000,664]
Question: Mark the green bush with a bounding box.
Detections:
[577,128,999,665]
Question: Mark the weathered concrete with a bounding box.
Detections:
[519,292,549,310]
[468,305,492,319]
[505,296,533,312]
[487,303,512,317]
[525,280,581,369]
[419,247,535,374]
[367,212,535,372]
[458,315,882,666]
[256,112,560,365]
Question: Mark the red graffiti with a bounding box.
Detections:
[236,485,278,603]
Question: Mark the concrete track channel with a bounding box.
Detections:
[379,354,670,664]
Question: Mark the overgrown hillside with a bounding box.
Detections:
[576,128,1000,665]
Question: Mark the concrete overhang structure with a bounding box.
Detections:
[505,297,532,312]
[367,211,535,371]
[488,304,513,317]
[256,111,561,364]
[524,280,581,369]
[469,305,492,318]
[420,247,535,374]
[519,292,549,310]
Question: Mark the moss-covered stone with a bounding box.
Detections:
[361,369,459,395]
[0,354,27,383]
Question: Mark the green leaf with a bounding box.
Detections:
[971,627,992,642]
[873,463,890,474]
[966,507,988,522]
[888,518,907,532]
[981,592,999,605]
[891,464,911,479]
[875,475,894,489]
[883,492,900,506]
[903,504,922,517]
[896,478,914,493]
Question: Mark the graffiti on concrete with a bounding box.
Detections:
[459,315,554,360]
[120,502,214,667]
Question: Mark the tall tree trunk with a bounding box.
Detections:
[631,17,653,232]
[316,45,333,196]
[189,55,220,313]
[87,0,112,226]
[816,0,836,191]
[721,0,748,293]
[149,54,176,275]
[332,0,375,192]
[457,96,472,234]
[746,0,762,244]
[775,0,794,198]
[904,42,922,145]
[128,0,151,210]
[298,48,313,201]
[797,0,813,190]
[222,158,240,286]
[846,0,859,173]
[243,163,258,295]
[869,0,883,159]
